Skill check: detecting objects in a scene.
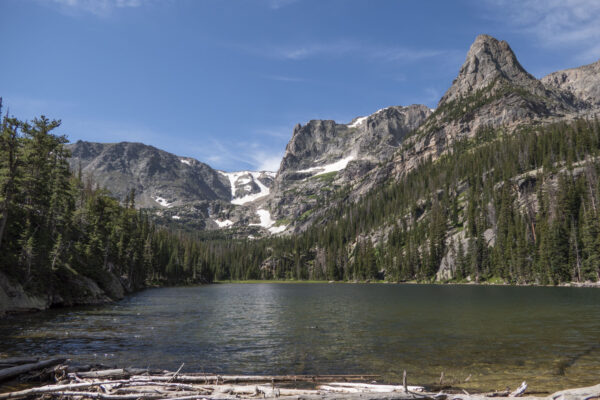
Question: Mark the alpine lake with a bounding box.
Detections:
[1,283,599,394]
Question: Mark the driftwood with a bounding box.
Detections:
[126,373,380,384]
[1,364,599,400]
[0,357,40,368]
[0,358,66,383]
[69,368,154,379]
[317,382,425,393]
[511,382,528,397]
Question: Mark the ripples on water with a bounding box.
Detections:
[1,283,599,392]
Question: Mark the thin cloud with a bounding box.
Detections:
[264,75,309,83]
[45,0,146,17]
[253,126,292,139]
[268,0,300,10]
[260,40,450,63]
[192,138,284,172]
[483,0,600,63]
[254,151,284,171]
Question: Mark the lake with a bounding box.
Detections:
[1,283,599,393]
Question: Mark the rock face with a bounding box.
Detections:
[65,34,600,240]
[439,34,538,104]
[67,141,281,235]
[265,105,432,230]
[68,141,232,208]
[387,34,595,181]
[432,34,581,133]
[0,272,48,315]
[278,105,431,176]
[0,269,127,316]
[542,59,600,106]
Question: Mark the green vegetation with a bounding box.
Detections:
[417,79,544,137]
[3,101,600,293]
[202,118,600,284]
[275,218,291,226]
[0,108,213,298]
[312,171,337,183]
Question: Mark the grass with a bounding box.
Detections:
[298,208,314,221]
[311,171,337,183]
[275,218,291,226]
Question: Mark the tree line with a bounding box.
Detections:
[3,101,600,292]
[0,105,213,300]
[206,118,600,284]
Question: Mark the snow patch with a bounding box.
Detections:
[214,219,233,228]
[154,196,173,208]
[219,171,272,205]
[249,209,275,228]
[348,116,368,128]
[298,155,355,177]
[249,209,287,234]
[172,215,181,220]
[347,107,393,127]
[180,159,192,166]
[268,225,287,234]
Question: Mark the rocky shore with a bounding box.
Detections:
[0,270,128,317]
[0,360,598,400]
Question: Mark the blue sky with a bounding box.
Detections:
[2,0,600,171]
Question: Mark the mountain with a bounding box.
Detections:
[66,34,600,241]
[377,34,596,180]
[67,140,281,233]
[68,141,231,208]
[264,105,432,230]
[541,59,600,106]
[4,33,600,315]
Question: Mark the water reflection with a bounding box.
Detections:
[1,284,599,392]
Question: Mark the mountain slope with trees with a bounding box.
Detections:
[2,34,600,314]
[0,109,214,315]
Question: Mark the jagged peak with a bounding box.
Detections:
[438,34,536,106]
[541,58,600,106]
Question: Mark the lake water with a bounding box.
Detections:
[1,283,599,393]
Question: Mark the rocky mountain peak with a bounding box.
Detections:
[541,59,600,106]
[439,34,535,106]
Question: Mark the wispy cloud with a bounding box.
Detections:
[267,0,300,10]
[44,0,147,17]
[269,40,449,63]
[253,126,292,139]
[263,75,308,83]
[64,118,286,172]
[189,137,285,172]
[483,0,600,63]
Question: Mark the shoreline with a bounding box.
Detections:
[3,278,599,318]
[1,361,599,400]
[214,279,600,288]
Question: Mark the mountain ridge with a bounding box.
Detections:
[66,34,600,238]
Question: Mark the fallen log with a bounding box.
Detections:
[0,358,66,383]
[0,357,40,368]
[44,391,162,400]
[69,368,152,379]
[511,382,527,397]
[130,373,380,384]
[321,382,426,392]
[0,380,135,400]
[208,384,319,396]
